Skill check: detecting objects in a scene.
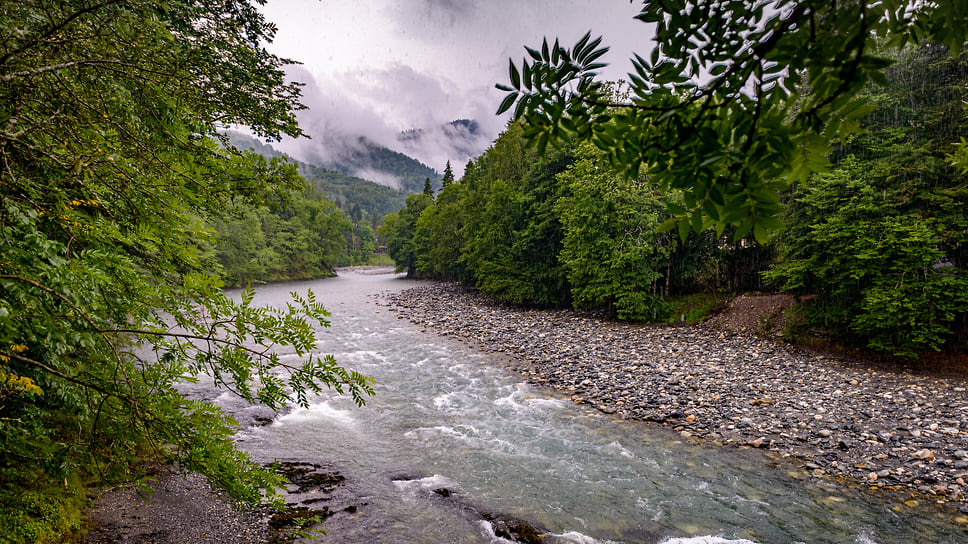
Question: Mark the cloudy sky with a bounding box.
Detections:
[257,0,653,177]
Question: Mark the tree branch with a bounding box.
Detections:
[0,0,126,68]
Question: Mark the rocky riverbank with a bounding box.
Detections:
[383,282,968,515]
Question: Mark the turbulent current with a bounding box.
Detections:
[182,271,966,543]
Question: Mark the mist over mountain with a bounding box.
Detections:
[307,135,442,194]
[225,131,409,221]
[226,129,440,194]
[397,119,491,170]
[262,66,497,184]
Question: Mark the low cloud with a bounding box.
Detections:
[261,1,651,180]
[272,65,501,179]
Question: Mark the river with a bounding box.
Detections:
[182,270,967,543]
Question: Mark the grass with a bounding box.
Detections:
[365,253,395,266]
[664,292,730,325]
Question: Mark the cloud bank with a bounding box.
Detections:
[261,0,650,178]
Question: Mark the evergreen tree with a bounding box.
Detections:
[442,160,456,188]
[766,45,968,355]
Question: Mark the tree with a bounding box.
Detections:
[413,180,468,282]
[497,1,968,242]
[555,143,673,320]
[766,45,968,355]
[441,160,456,188]
[379,192,433,277]
[0,1,371,539]
[460,129,574,307]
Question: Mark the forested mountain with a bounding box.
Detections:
[398,119,490,164]
[226,131,408,223]
[209,133,396,285]
[328,137,441,193]
[297,163,409,223]
[228,131,441,194]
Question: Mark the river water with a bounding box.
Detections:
[191,271,966,543]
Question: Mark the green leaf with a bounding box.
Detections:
[656,216,679,233]
[509,59,521,89]
[733,217,754,241]
[497,92,518,115]
[752,222,769,245]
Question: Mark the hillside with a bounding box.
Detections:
[225,131,409,222]
[324,137,441,194]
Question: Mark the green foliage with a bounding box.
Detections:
[0,1,373,540]
[413,182,470,282]
[379,193,434,277]
[227,131,410,228]
[767,45,968,355]
[382,124,759,318]
[326,138,441,194]
[497,1,968,240]
[555,144,672,320]
[461,129,574,306]
[441,160,456,188]
[767,158,968,355]
[0,472,86,543]
[211,190,350,285]
[664,293,730,325]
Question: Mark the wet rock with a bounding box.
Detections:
[484,513,546,544]
[393,473,548,544]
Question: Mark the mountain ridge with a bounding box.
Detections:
[225,131,410,223]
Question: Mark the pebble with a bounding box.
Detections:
[384,283,968,512]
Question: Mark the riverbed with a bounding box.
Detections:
[84,270,968,543]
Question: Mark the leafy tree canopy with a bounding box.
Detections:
[497,0,968,242]
[0,1,372,538]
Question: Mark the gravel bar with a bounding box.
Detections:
[383,282,968,514]
[82,466,273,543]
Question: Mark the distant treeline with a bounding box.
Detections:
[210,134,418,286]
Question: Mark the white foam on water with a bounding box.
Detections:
[404,424,521,454]
[342,349,381,360]
[634,496,664,523]
[433,391,461,410]
[659,537,758,544]
[493,390,523,408]
[550,530,622,543]
[393,474,461,500]
[476,520,517,543]
[272,401,356,428]
[523,396,568,409]
[405,424,470,440]
[732,494,770,507]
[604,440,635,459]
